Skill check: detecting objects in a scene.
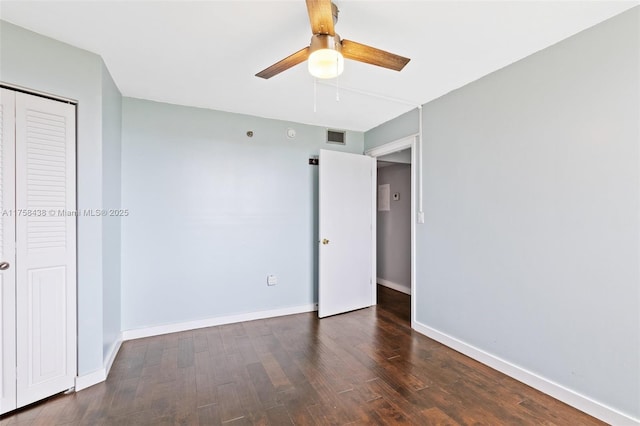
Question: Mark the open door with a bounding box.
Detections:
[318,149,374,318]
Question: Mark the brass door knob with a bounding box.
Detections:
[322,238,330,245]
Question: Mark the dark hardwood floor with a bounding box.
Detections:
[1,285,604,425]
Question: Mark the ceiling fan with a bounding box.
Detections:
[256,0,410,80]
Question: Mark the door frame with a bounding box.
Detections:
[365,133,418,326]
[0,86,78,414]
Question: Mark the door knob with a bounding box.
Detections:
[0,261,10,270]
[322,239,330,245]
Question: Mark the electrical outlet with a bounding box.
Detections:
[417,212,425,224]
[267,275,277,286]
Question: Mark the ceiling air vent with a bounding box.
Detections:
[327,129,346,145]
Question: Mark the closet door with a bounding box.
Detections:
[14,92,76,407]
[0,89,17,414]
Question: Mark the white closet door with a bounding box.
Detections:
[0,89,17,415]
[14,92,76,407]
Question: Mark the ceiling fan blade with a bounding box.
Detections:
[341,39,410,71]
[306,0,335,35]
[255,47,310,79]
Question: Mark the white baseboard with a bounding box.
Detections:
[122,303,317,341]
[75,333,123,392]
[104,334,122,377]
[411,321,639,426]
[377,278,411,295]
[75,368,105,392]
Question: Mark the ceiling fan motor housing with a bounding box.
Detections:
[310,33,342,54]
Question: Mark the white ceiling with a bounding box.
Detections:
[1,1,636,132]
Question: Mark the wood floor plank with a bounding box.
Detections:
[368,396,413,425]
[235,335,261,366]
[157,346,178,384]
[244,362,279,410]
[177,336,195,368]
[242,318,272,340]
[267,349,308,387]
[264,405,293,425]
[249,333,281,356]
[216,382,245,423]
[421,407,461,425]
[358,374,425,423]
[259,353,292,391]
[148,380,178,420]
[204,326,225,357]
[77,380,119,425]
[175,365,198,424]
[194,351,218,408]
[276,386,318,425]
[220,323,246,356]
[108,376,140,418]
[196,403,221,425]
[0,286,608,426]
[192,328,211,354]
[142,336,164,366]
[128,372,156,416]
[29,396,68,426]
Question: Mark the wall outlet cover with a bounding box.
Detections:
[267,275,277,286]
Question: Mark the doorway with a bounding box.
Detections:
[317,136,416,322]
[376,150,411,322]
[366,135,417,325]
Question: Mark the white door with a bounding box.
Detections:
[0,88,17,413]
[318,149,374,318]
[0,89,76,414]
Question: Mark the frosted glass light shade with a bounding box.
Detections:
[308,49,344,79]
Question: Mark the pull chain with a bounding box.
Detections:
[336,58,340,101]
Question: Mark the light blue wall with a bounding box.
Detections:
[0,21,121,375]
[365,7,640,419]
[101,62,122,360]
[121,98,363,330]
[366,108,418,150]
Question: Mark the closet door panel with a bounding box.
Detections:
[14,92,76,407]
[0,88,17,415]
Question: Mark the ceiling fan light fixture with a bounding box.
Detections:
[308,49,344,79]
[308,34,344,79]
